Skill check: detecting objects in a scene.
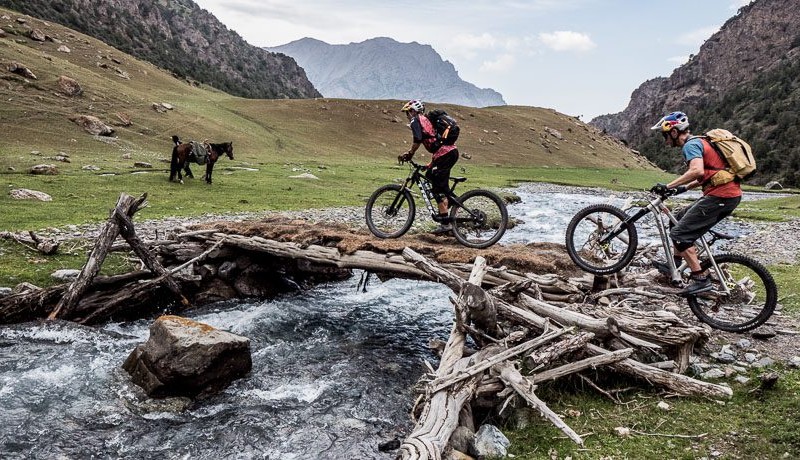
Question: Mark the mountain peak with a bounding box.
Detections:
[266,37,505,107]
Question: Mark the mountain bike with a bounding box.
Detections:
[564,188,777,333]
[365,159,508,249]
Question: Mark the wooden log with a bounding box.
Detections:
[398,257,487,460]
[495,362,584,445]
[532,348,634,383]
[584,344,732,398]
[429,328,571,393]
[47,193,145,320]
[114,205,190,310]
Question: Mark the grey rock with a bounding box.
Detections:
[51,269,81,281]
[753,357,775,369]
[745,353,758,363]
[764,181,783,190]
[470,424,510,459]
[9,188,52,201]
[736,338,752,349]
[788,356,800,368]
[29,164,58,175]
[712,352,736,364]
[734,375,751,385]
[0,287,12,297]
[449,426,474,454]
[57,75,83,96]
[751,328,777,340]
[721,344,736,356]
[700,368,726,380]
[69,115,114,136]
[123,315,252,398]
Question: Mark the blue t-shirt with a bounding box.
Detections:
[682,137,704,163]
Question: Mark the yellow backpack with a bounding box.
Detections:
[699,129,756,186]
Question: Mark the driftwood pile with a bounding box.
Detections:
[0,193,734,459]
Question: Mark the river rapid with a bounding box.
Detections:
[0,184,758,459]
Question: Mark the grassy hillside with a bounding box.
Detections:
[0,8,659,231]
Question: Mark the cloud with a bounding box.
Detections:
[479,54,516,72]
[538,31,595,52]
[447,33,499,59]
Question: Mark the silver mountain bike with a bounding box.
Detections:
[565,188,777,333]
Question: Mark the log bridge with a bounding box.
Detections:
[0,193,732,459]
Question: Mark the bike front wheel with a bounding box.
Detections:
[565,204,638,275]
[450,189,508,249]
[365,184,416,238]
[687,253,778,333]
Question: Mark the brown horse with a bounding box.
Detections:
[170,135,234,184]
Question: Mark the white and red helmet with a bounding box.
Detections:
[651,111,690,132]
[401,99,425,113]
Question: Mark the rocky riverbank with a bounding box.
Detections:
[30,184,800,267]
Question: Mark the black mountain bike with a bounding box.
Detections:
[565,188,777,333]
[365,159,508,249]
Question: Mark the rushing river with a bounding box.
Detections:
[0,184,756,459]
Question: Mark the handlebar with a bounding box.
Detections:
[399,157,427,171]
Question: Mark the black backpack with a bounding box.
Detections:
[426,110,460,147]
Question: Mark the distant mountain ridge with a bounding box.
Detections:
[267,37,506,108]
[591,0,800,185]
[0,0,320,99]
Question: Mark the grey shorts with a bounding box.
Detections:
[670,195,741,251]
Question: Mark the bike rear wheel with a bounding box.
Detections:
[565,204,638,275]
[687,253,777,332]
[365,184,415,238]
[450,189,508,249]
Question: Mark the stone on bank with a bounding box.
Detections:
[123,315,252,398]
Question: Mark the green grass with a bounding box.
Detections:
[507,370,800,459]
[733,194,800,221]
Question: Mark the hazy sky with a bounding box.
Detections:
[192,0,753,120]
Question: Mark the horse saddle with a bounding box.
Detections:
[189,141,210,165]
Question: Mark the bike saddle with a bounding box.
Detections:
[708,229,735,240]
[450,176,467,183]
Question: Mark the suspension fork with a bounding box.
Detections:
[651,202,683,284]
[597,206,648,245]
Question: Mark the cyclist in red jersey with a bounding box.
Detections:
[650,111,742,296]
[398,100,460,234]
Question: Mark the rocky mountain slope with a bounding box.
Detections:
[591,0,800,185]
[0,0,320,99]
[267,37,505,108]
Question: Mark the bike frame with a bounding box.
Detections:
[600,194,730,294]
[395,160,478,223]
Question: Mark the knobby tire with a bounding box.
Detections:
[365,184,416,238]
[449,189,508,249]
[687,253,778,332]
[565,204,638,275]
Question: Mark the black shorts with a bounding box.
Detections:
[425,149,459,200]
[670,195,741,251]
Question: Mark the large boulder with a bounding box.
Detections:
[57,75,83,97]
[68,114,114,136]
[123,315,252,398]
[8,61,36,79]
[9,188,52,201]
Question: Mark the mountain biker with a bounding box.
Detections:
[397,99,460,234]
[650,111,742,296]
